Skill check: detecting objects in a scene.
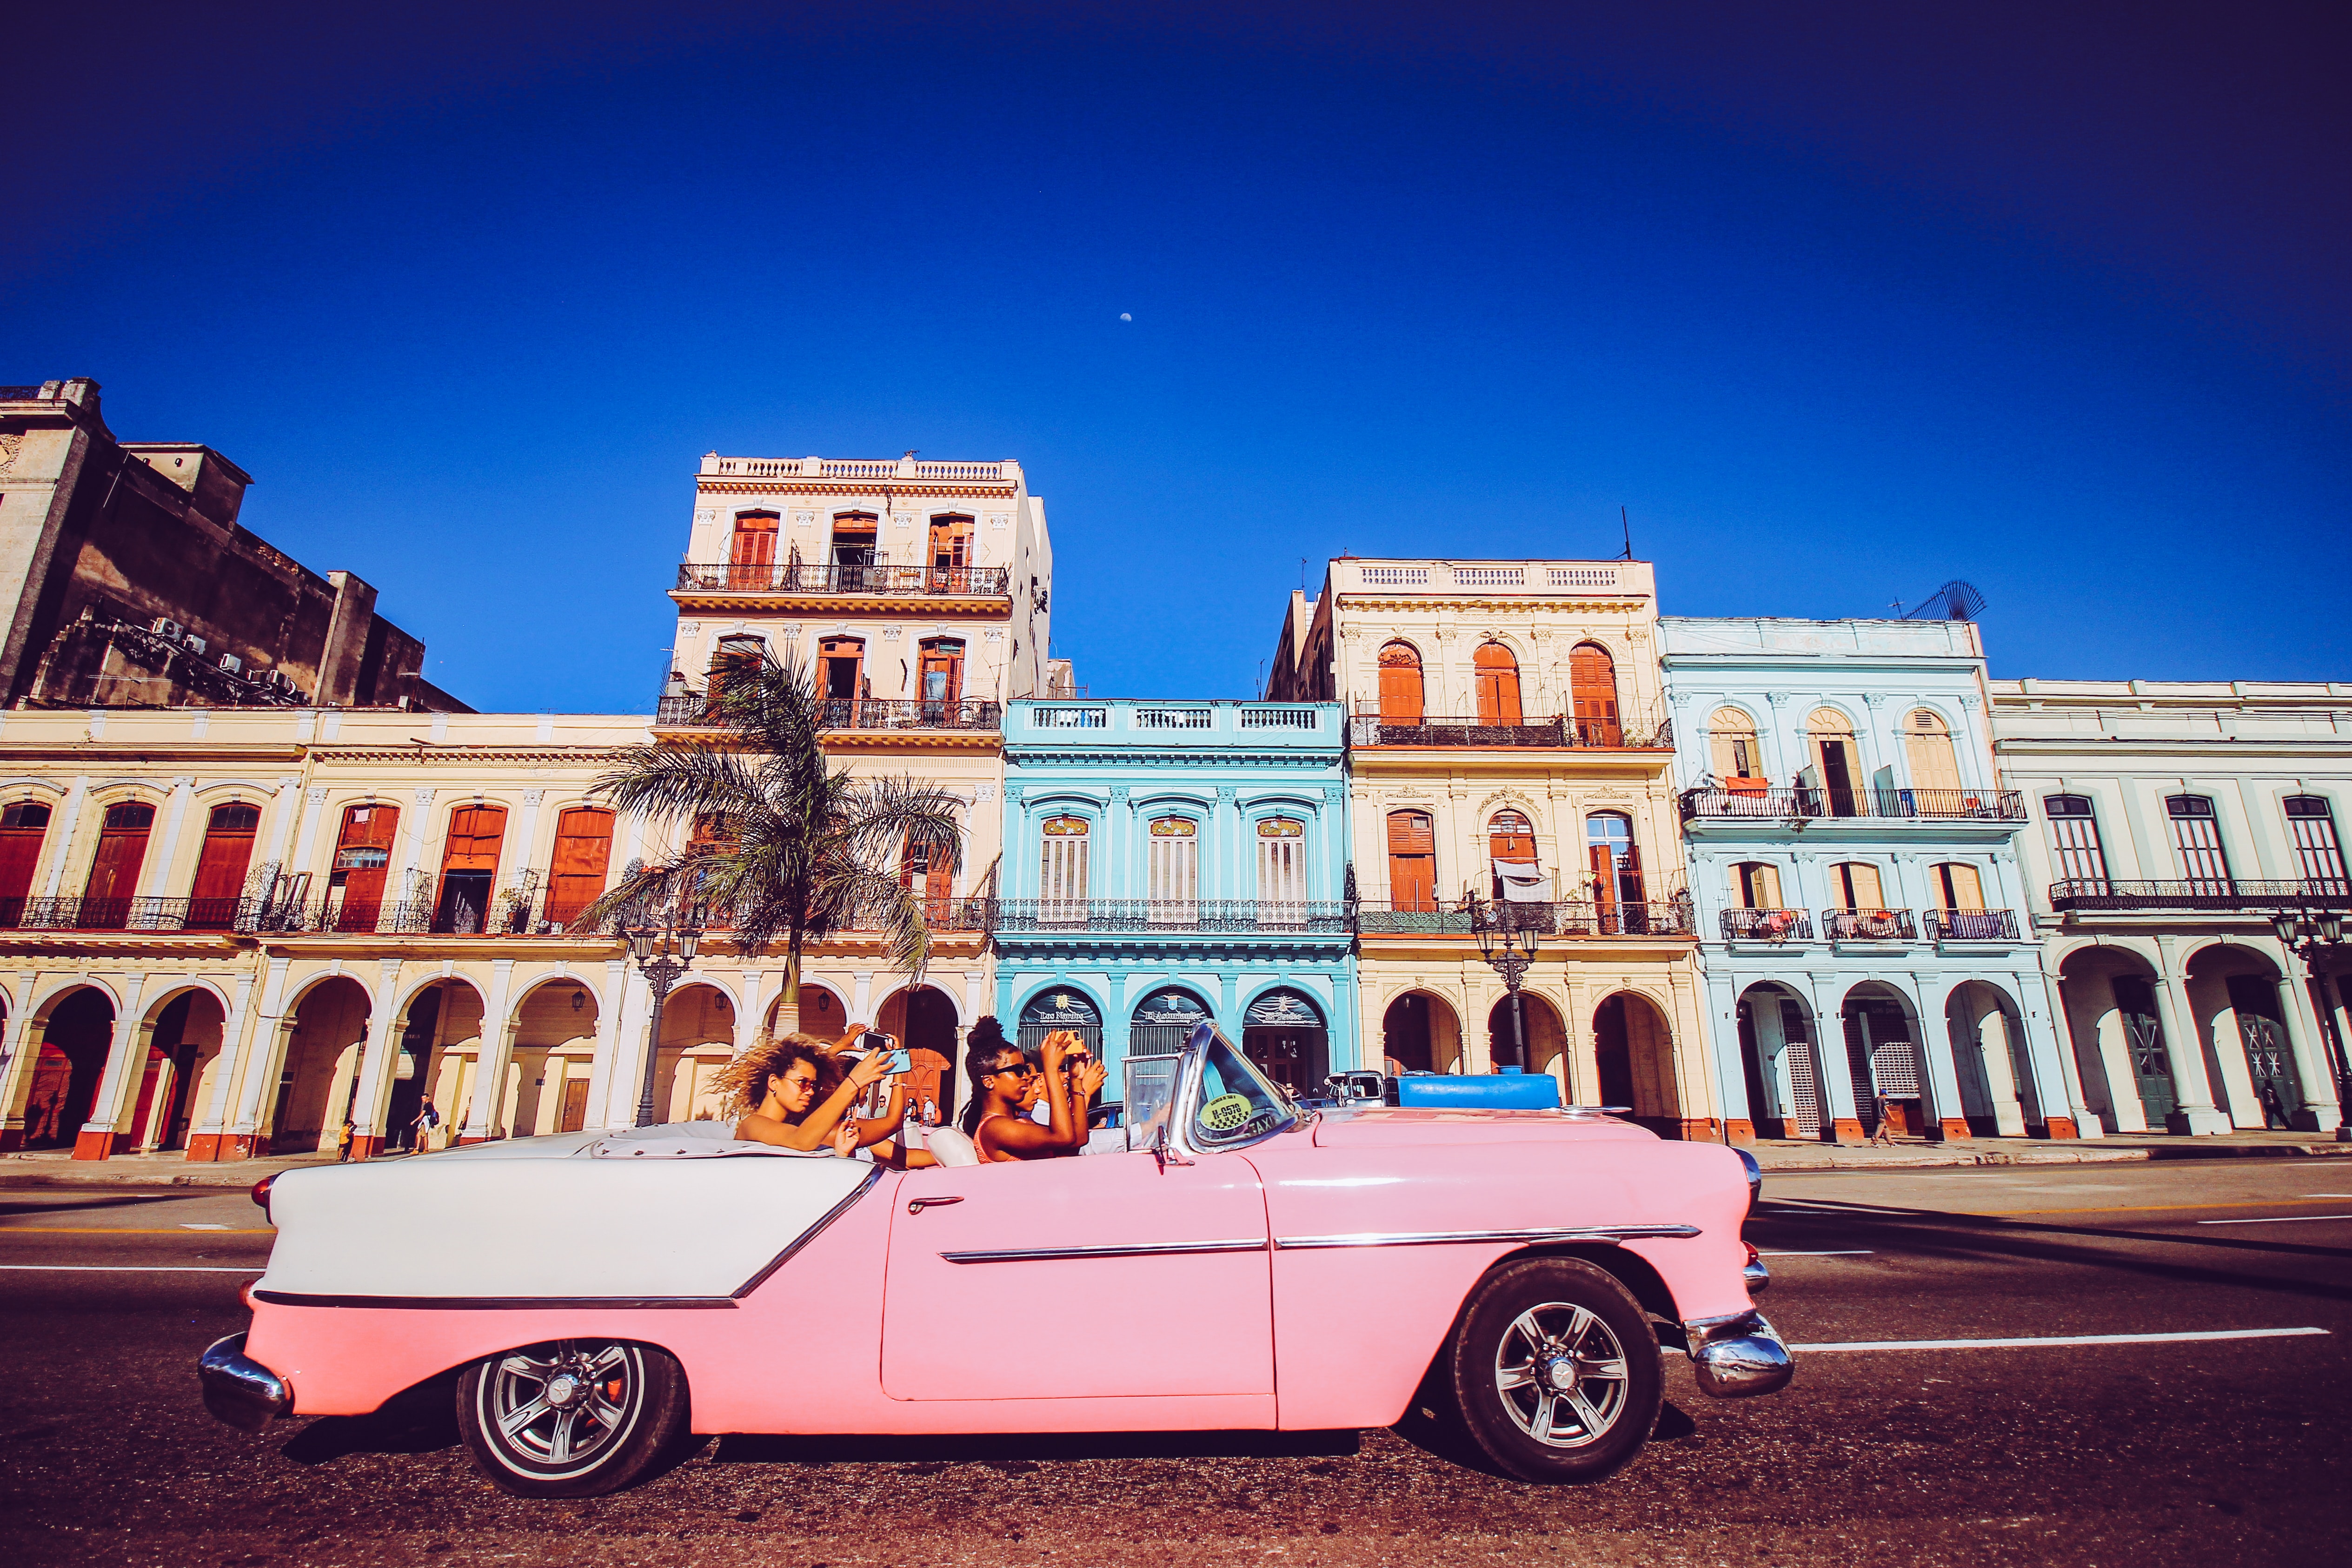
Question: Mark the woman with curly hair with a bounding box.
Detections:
[715,1033,892,1153]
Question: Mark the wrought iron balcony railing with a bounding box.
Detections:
[1720,907,1814,941]
[1681,786,2026,822]
[1922,908,2021,940]
[657,694,1003,731]
[1349,710,1673,751]
[1821,907,1919,940]
[1353,898,1695,937]
[2047,878,2352,914]
[676,562,1010,597]
[0,897,246,933]
[990,899,1352,936]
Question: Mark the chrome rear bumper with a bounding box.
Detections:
[199,1332,291,1431]
[1684,1310,1794,1398]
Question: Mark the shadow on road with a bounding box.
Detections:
[280,1375,459,1465]
[716,1428,1363,1466]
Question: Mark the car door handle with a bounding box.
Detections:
[907,1196,966,1214]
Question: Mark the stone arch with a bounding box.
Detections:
[1945,979,2038,1137]
[1593,989,1681,1135]
[1734,981,1827,1139]
[1838,980,1927,1137]
[877,983,963,1123]
[273,975,372,1156]
[10,984,116,1151]
[1486,990,1564,1076]
[657,980,740,1124]
[130,980,234,1154]
[379,976,486,1151]
[1243,986,1330,1094]
[506,975,603,1138]
[765,980,848,1041]
[2182,942,2304,1129]
[1381,988,1462,1075]
[2055,942,2170,1134]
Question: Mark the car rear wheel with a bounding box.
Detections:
[1446,1257,1661,1483]
[456,1340,691,1497]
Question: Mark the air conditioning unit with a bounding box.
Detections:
[151,618,184,643]
[183,635,208,657]
[266,670,300,695]
[218,653,243,675]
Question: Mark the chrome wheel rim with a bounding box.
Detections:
[482,1341,643,1475]
[1493,1302,1630,1449]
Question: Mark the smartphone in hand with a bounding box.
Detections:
[884,1048,911,1075]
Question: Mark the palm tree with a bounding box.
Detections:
[580,651,966,1032]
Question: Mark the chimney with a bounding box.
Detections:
[318,571,379,706]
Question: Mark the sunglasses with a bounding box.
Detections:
[986,1062,1040,1081]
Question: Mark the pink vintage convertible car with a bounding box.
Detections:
[200,1026,1790,1495]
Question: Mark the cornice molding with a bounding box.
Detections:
[694,479,1019,499]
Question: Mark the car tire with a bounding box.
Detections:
[1445,1256,1662,1483]
[456,1340,691,1497]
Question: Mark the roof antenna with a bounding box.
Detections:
[1619,506,1633,561]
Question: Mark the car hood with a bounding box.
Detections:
[1309,1106,1659,1149]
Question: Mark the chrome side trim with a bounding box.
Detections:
[1684,1309,1794,1398]
[940,1236,1267,1264]
[199,1332,292,1432]
[1273,1223,1701,1251]
[252,1291,738,1310]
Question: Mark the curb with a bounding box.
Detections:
[1760,1142,2352,1173]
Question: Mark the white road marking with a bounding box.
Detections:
[179,1223,233,1230]
[2196,1214,2352,1226]
[0,1264,265,1273]
[2303,1194,2352,1198]
[1793,1327,2328,1352]
[1759,1249,1875,1256]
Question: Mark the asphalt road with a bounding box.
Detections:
[1,1161,2345,1567]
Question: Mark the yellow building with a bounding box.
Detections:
[1268,558,1718,1138]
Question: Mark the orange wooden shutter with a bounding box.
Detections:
[548,808,614,918]
[1388,811,1436,910]
[0,804,51,913]
[1618,843,1644,905]
[1487,811,1535,861]
[188,804,260,926]
[1377,644,1422,723]
[440,805,507,873]
[1589,844,1616,913]
[83,804,155,907]
[1474,644,1522,724]
[729,512,778,586]
[1570,644,1620,744]
[331,805,399,904]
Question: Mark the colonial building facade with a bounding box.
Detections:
[1268,558,1715,1139]
[993,698,1356,1092]
[1991,679,2351,1136]
[1661,618,2085,1144]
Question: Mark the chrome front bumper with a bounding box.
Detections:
[1683,1310,1794,1398]
[199,1332,292,1431]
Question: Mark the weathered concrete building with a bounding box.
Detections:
[0,379,465,712]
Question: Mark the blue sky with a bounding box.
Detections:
[9,3,2346,710]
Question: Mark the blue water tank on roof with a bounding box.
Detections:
[1395,1074,1562,1110]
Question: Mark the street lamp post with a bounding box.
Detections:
[1470,894,1541,1071]
[627,908,705,1128]
[2270,908,2351,1143]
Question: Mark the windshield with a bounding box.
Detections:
[1189,1029,1297,1149]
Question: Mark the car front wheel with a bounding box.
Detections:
[455,1340,691,1497]
[1446,1257,1662,1482]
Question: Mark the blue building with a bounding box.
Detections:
[994,698,1356,1091]
[1658,618,2088,1145]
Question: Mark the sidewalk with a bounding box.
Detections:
[0,1148,371,1186]
[1750,1127,2352,1172]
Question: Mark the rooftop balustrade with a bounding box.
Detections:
[700,455,1015,484]
[2048,878,2352,915]
[1352,898,1694,937]
[657,694,1003,732]
[1680,785,2026,822]
[989,899,1351,936]
[1349,709,1672,750]
[675,562,1010,598]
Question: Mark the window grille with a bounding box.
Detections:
[2285,796,2347,883]
[1039,816,1090,920]
[2166,795,2230,884]
[2045,795,2107,882]
[1148,818,1198,919]
[1257,817,1305,908]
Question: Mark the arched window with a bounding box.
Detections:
[1829,861,1885,910]
[548,807,615,925]
[327,803,399,931]
[1487,810,1546,904]
[817,635,865,719]
[1473,642,1522,724]
[1732,861,1783,910]
[1039,816,1090,920]
[706,633,766,720]
[1386,810,1436,911]
[927,514,974,585]
[1586,812,1642,928]
[918,637,965,713]
[1806,708,1860,816]
[728,510,778,588]
[1256,817,1306,908]
[1708,707,1762,783]
[1130,987,1212,1055]
[1147,817,1198,917]
[1932,861,1984,910]
[188,802,261,929]
[0,800,53,924]
[1570,643,1621,745]
[2166,795,2230,885]
[435,804,508,934]
[1377,641,1423,724]
[81,801,157,925]
[1904,709,1962,796]
[830,511,878,573]
[2045,795,2107,883]
[2285,796,2346,884]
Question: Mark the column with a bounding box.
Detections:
[185,970,258,1161]
[2270,948,2343,1134]
[1105,786,1132,901]
[227,959,298,1159]
[1907,971,1972,1142]
[249,775,303,894]
[580,960,627,1129]
[73,973,150,1159]
[345,960,409,1158]
[0,971,45,1151]
[1801,971,1863,1143]
[39,777,89,898]
[2034,963,2104,1139]
[1703,970,1751,1141]
[731,970,761,1056]
[2149,937,2231,1134]
[286,787,332,890]
[596,965,653,1129]
[458,959,519,1143]
[141,777,195,903]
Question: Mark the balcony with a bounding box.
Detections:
[1681,786,2026,822]
[1923,908,2022,941]
[1349,710,1673,750]
[990,899,1351,937]
[1720,907,1814,941]
[657,695,1003,732]
[1821,908,1919,941]
[2047,878,2352,915]
[0,897,247,934]
[1354,899,1694,937]
[700,454,1015,484]
[675,562,1010,598]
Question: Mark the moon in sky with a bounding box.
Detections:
[1119,312,1131,322]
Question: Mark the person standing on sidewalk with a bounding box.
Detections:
[411,1096,440,1153]
[1868,1088,1897,1146]
[336,1116,356,1163]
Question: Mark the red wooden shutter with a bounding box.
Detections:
[0,803,52,921]
[82,802,156,923]
[1619,843,1644,905]
[440,806,507,874]
[1388,811,1436,910]
[1570,644,1621,744]
[548,808,614,921]
[1377,643,1423,724]
[188,803,260,928]
[729,512,778,587]
[1589,843,1617,914]
[329,804,399,930]
[1474,644,1522,724]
